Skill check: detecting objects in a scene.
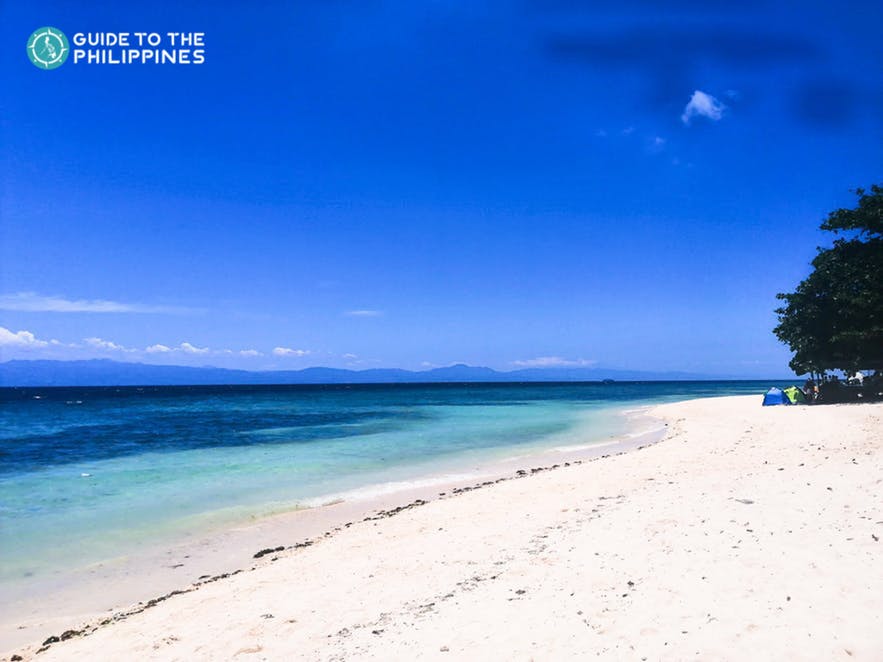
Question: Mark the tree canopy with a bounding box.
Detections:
[774,185,883,376]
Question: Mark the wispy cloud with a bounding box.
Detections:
[681,90,726,125]
[0,292,199,314]
[145,344,172,353]
[273,347,310,357]
[511,356,597,368]
[648,135,667,153]
[0,328,274,361]
[596,126,678,161]
[345,309,383,317]
[0,326,49,348]
[180,342,210,355]
[84,337,135,352]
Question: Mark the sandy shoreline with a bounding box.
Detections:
[6,395,883,660]
[1,407,664,653]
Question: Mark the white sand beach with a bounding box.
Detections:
[7,394,883,660]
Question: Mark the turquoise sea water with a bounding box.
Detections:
[0,381,783,582]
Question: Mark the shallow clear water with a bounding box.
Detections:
[0,381,786,581]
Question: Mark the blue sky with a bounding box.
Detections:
[1,1,880,376]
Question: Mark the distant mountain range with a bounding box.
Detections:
[0,359,784,387]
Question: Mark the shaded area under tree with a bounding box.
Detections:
[774,184,883,402]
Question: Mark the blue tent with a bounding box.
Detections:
[762,387,791,406]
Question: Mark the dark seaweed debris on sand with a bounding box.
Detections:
[253,545,285,559]
[363,499,428,521]
[27,570,243,655]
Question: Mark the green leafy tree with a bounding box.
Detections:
[774,185,883,376]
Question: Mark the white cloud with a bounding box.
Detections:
[83,337,134,352]
[0,329,268,361]
[0,327,314,364]
[681,90,726,125]
[145,344,172,353]
[0,292,198,314]
[342,353,358,359]
[0,326,49,347]
[621,126,635,135]
[512,356,597,368]
[180,342,210,355]
[273,347,310,357]
[345,310,383,317]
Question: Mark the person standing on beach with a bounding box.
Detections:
[804,378,816,403]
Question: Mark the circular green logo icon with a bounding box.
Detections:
[27,27,70,70]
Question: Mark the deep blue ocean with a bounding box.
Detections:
[0,381,785,583]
